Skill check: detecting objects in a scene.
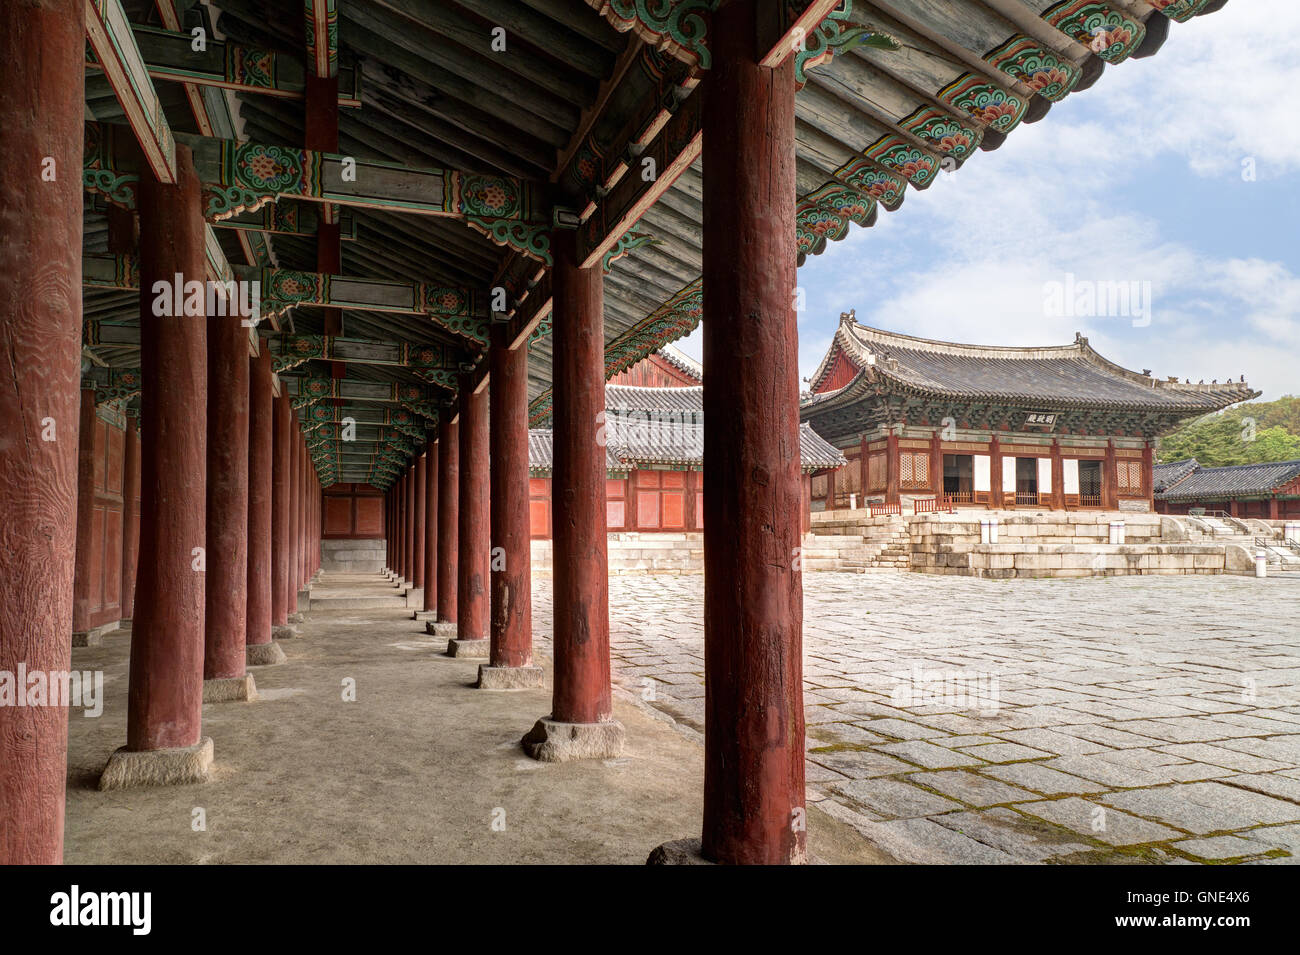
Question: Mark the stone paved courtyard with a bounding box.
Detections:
[534,572,1300,864]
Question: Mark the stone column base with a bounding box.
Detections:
[426,620,457,638]
[203,674,257,703]
[246,642,286,666]
[296,589,311,607]
[273,624,300,641]
[647,839,714,865]
[412,610,436,621]
[446,637,489,659]
[477,665,544,689]
[99,737,214,791]
[287,611,305,624]
[72,622,118,647]
[521,717,626,762]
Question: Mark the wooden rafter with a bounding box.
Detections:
[85,0,176,182]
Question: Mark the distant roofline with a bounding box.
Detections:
[805,309,1258,409]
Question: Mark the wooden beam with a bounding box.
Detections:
[85,0,176,182]
[120,24,362,106]
[215,204,358,240]
[577,91,702,270]
[759,0,842,67]
[305,0,340,78]
[84,122,549,225]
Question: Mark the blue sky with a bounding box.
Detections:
[674,1,1299,401]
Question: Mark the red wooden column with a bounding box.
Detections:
[0,0,85,861]
[521,229,623,760]
[413,451,427,597]
[447,375,490,656]
[885,431,901,506]
[102,143,213,789]
[287,423,300,617]
[480,324,540,687]
[989,435,1003,509]
[71,386,101,645]
[271,391,294,635]
[394,472,405,580]
[121,412,142,622]
[666,0,805,864]
[405,463,417,588]
[930,431,943,502]
[246,349,283,664]
[420,443,438,617]
[299,436,309,590]
[1142,443,1154,510]
[1051,439,1065,510]
[202,297,253,699]
[428,417,459,635]
[1103,439,1117,510]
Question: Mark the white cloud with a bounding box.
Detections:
[795,1,1300,400]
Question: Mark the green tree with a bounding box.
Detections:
[1157,396,1300,466]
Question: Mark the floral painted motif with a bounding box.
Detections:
[459,174,523,219]
[983,36,1080,103]
[1043,1,1144,63]
[899,107,982,161]
[836,158,905,210]
[863,137,937,187]
[937,75,1026,133]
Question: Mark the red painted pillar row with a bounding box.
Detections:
[423,444,438,613]
[123,143,210,758]
[405,462,417,585]
[435,416,459,627]
[450,375,489,652]
[246,348,280,661]
[287,420,300,615]
[413,452,427,593]
[521,228,622,758]
[394,472,403,580]
[0,0,85,862]
[272,391,292,628]
[203,298,250,684]
[71,386,98,640]
[698,0,804,865]
[485,324,536,677]
[298,433,308,589]
[121,412,141,621]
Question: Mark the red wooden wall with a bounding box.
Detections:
[322,482,385,538]
[607,353,700,388]
[530,469,706,538]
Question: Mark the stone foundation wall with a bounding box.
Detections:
[808,509,1261,578]
[321,538,385,574]
[532,532,703,577]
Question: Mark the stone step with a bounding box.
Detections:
[307,594,408,610]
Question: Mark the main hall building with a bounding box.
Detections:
[802,312,1257,514]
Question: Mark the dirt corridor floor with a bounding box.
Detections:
[64,573,888,865]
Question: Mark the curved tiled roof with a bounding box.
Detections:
[1152,458,1200,493]
[655,346,703,383]
[805,316,1259,413]
[605,383,702,415]
[529,420,844,474]
[1155,460,1300,502]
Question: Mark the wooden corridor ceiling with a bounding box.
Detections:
[79,0,1227,488]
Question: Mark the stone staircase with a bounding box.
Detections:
[1174,516,1300,573]
[803,516,910,572]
